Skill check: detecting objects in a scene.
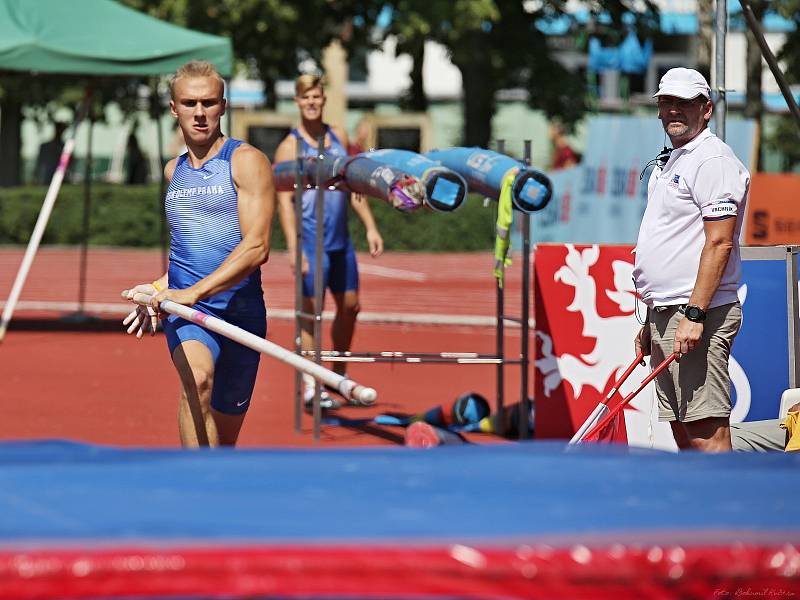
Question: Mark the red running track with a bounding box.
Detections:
[0,248,528,448]
[0,247,523,320]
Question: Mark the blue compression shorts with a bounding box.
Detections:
[302,243,359,298]
[162,314,266,415]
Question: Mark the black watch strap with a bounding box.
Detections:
[684,304,707,323]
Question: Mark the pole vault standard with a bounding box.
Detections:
[291,134,335,441]
[122,291,378,406]
[291,140,545,440]
[0,91,91,342]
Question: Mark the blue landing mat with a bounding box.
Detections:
[1,440,798,546]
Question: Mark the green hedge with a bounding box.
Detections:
[0,184,498,251]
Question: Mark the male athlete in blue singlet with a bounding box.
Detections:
[275,74,383,408]
[123,61,275,447]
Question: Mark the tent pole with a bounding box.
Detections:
[0,89,91,342]
[225,78,232,136]
[154,83,167,274]
[76,111,94,316]
[157,117,167,273]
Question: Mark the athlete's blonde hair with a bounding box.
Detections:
[170,60,225,99]
[295,74,325,97]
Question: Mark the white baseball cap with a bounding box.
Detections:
[653,68,711,100]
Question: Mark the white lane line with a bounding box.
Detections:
[0,300,533,328]
[357,264,428,281]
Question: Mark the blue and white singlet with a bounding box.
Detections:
[293,126,350,251]
[165,138,265,321]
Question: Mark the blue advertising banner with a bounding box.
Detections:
[523,115,757,245]
[733,258,794,421]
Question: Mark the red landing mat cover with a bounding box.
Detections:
[2,544,799,599]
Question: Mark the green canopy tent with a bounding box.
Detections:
[0,0,233,340]
[0,0,231,76]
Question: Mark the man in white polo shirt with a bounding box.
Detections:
[633,67,750,452]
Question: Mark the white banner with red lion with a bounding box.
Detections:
[533,243,753,451]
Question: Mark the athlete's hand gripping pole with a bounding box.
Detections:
[122,291,378,406]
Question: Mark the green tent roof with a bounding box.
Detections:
[0,0,232,77]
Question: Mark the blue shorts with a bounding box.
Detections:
[162,313,266,415]
[302,243,359,298]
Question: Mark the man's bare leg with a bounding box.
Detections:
[670,416,732,452]
[330,290,360,377]
[300,296,318,359]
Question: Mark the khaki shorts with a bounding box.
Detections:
[649,302,742,423]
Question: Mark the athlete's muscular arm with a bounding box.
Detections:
[274,135,308,274]
[350,192,383,257]
[149,145,275,311]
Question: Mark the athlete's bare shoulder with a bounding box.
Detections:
[230,142,273,192]
[330,124,348,147]
[231,142,271,169]
[273,132,297,163]
[164,157,178,183]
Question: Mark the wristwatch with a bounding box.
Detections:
[684,304,707,323]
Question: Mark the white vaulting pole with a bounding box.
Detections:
[123,291,378,406]
[0,132,82,341]
[0,92,91,342]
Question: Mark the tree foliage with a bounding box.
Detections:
[1,0,669,184]
[759,0,800,170]
[122,0,384,108]
[383,0,659,147]
[775,0,800,85]
[0,183,496,250]
[0,70,148,186]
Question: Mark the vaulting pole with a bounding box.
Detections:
[0,90,91,341]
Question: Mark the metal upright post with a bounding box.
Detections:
[519,140,533,439]
[786,246,800,388]
[225,78,233,136]
[313,135,326,441]
[715,0,727,141]
[293,140,305,433]
[494,139,506,436]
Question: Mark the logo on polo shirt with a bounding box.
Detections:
[709,199,737,215]
[668,174,680,188]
